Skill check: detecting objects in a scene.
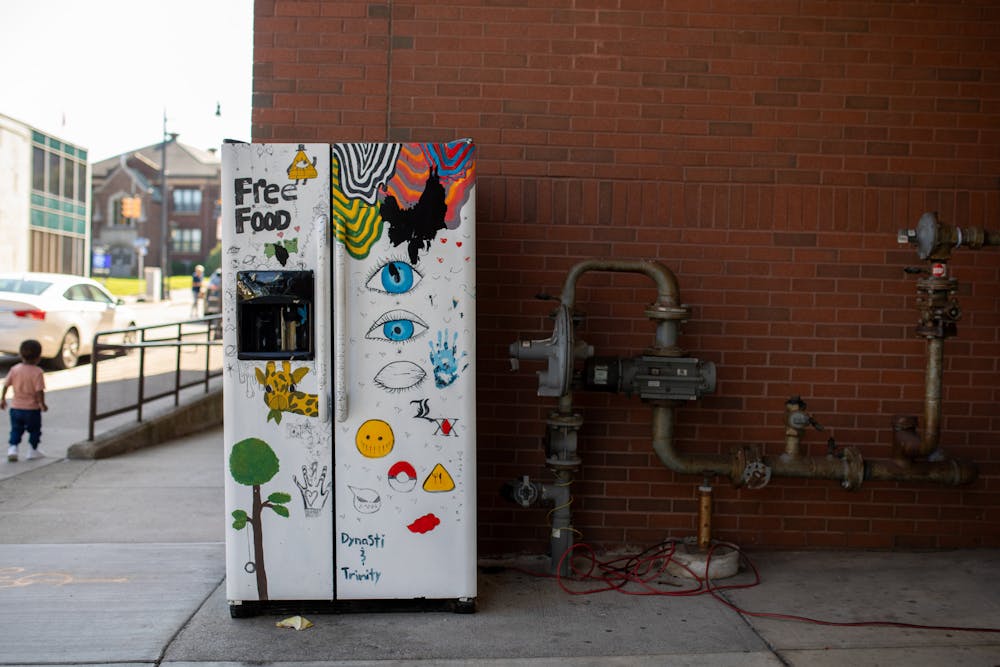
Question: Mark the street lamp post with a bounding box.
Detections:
[160,112,169,300]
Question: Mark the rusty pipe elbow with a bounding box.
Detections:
[891,415,923,460]
[650,403,731,479]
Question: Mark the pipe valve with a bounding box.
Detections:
[503,476,541,508]
[898,211,1000,261]
[509,304,593,397]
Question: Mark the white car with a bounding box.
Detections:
[0,272,137,369]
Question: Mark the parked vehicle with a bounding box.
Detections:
[0,272,137,369]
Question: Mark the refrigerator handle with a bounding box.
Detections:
[333,235,348,422]
[314,213,331,423]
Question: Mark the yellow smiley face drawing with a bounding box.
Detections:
[355,419,395,458]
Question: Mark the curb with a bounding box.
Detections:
[67,388,223,459]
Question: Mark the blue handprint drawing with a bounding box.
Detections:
[428,329,467,388]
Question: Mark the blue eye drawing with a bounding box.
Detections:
[366,259,422,295]
[366,310,429,343]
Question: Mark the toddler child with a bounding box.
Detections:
[1,339,48,462]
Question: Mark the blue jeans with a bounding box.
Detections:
[9,408,42,447]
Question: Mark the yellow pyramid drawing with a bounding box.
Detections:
[422,463,455,493]
[287,145,318,181]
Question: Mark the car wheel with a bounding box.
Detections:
[53,329,80,369]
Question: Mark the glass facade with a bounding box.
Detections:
[29,131,88,274]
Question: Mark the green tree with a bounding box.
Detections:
[229,437,291,600]
[204,242,222,274]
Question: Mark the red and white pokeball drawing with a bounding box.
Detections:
[388,461,418,492]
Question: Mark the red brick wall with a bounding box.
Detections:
[253,1,1000,553]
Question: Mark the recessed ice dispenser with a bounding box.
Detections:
[236,270,314,360]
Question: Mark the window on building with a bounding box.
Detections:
[63,159,76,200]
[32,147,45,191]
[172,188,202,213]
[171,227,202,254]
[47,151,61,196]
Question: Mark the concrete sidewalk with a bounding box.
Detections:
[1,424,998,666]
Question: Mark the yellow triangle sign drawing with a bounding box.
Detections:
[423,463,455,493]
[287,146,318,181]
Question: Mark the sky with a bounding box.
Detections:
[1,0,253,162]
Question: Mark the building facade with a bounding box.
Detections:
[0,113,90,275]
[91,138,221,278]
[252,2,1000,555]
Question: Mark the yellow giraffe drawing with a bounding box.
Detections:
[255,361,319,424]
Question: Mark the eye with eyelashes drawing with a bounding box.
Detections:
[366,310,429,343]
[365,258,423,295]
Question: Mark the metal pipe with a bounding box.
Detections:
[922,337,943,457]
[650,403,977,489]
[651,404,730,477]
[782,397,808,460]
[866,457,977,486]
[542,475,573,576]
[697,483,712,551]
[559,259,680,309]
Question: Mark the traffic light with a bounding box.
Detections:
[120,196,142,219]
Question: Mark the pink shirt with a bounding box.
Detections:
[4,362,45,410]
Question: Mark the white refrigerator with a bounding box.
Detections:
[220,141,477,615]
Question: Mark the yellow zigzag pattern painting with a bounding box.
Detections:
[332,157,384,259]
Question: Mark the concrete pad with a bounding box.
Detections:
[164,656,782,667]
[163,557,775,665]
[726,550,1000,652]
[0,542,223,664]
[781,645,1000,666]
[0,430,224,544]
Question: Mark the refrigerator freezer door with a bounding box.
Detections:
[222,143,334,603]
[332,141,477,600]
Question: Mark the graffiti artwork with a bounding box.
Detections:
[366,310,429,344]
[412,399,460,437]
[287,144,319,184]
[428,329,467,388]
[373,361,427,393]
[387,461,418,492]
[355,419,395,458]
[422,463,456,493]
[294,461,331,517]
[254,361,319,424]
[229,438,291,601]
[223,141,475,604]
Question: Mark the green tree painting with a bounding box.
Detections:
[229,437,291,601]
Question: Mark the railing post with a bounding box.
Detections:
[204,322,212,393]
[174,323,182,407]
[88,333,100,441]
[137,327,146,423]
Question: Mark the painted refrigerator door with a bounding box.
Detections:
[331,141,476,600]
[222,142,334,602]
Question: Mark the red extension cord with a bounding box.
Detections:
[513,539,1000,634]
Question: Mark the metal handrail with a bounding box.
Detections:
[87,315,223,441]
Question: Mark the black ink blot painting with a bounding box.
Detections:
[380,167,448,265]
